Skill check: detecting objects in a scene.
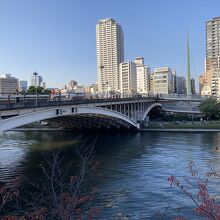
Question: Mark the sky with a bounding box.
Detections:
[0,0,220,89]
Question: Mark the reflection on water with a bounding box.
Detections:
[30,140,79,150]
[1,131,220,219]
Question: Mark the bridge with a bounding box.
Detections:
[0,94,203,131]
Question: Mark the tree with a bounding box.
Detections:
[199,97,220,119]
[0,137,100,220]
[168,161,220,219]
[27,86,51,95]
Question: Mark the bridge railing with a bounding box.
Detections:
[0,93,204,111]
[0,95,157,111]
[157,93,203,100]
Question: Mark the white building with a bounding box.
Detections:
[119,62,137,94]
[19,80,28,92]
[96,18,124,93]
[134,57,150,94]
[201,84,212,96]
[211,73,220,97]
[0,74,19,94]
[153,67,175,94]
[31,72,43,87]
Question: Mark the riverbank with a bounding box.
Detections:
[7,127,62,131]
[141,128,220,132]
[8,127,220,132]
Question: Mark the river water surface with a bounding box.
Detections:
[1,131,220,219]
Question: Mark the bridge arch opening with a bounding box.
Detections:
[147,105,164,119]
[0,106,140,132]
[141,103,163,121]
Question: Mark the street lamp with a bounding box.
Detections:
[33,71,38,103]
[99,65,105,97]
[106,81,109,99]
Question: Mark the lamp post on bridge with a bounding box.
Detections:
[33,71,38,103]
[99,65,105,98]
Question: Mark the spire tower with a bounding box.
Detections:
[186,31,192,96]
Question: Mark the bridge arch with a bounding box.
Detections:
[0,106,140,132]
[141,103,162,121]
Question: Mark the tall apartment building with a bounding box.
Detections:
[200,17,220,94]
[96,18,124,93]
[153,67,175,94]
[0,74,19,94]
[134,57,150,94]
[119,62,137,94]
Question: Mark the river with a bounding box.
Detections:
[1,131,220,219]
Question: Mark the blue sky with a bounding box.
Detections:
[0,0,220,88]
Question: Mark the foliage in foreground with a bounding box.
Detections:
[0,138,100,220]
[168,161,220,220]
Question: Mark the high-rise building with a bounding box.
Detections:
[119,62,137,94]
[176,76,186,94]
[0,74,19,94]
[153,67,175,94]
[134,57,150,94]
[19,80,28,92]
[200,17,220,94]
[96,18,124,93]
[31,72,43,87]
[206,17,220,64]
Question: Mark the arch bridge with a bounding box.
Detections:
[0,96,202,131]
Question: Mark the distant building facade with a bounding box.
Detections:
[31,72,43,87]
[149,73,155,93]
[0,74,19,94]
[119,62,137,94]
[200,17,220,95]
[134,57,150,94]
[153,67,175,94]
[191,78,196,95]
[19,80,28,92]
[176,76,186,94]
[68,80,78,90]
[201,85,212,96]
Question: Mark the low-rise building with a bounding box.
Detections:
[0,74,19,94]
[201,84,211,96]
[68,80,78,90]
[153,67,174,94]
